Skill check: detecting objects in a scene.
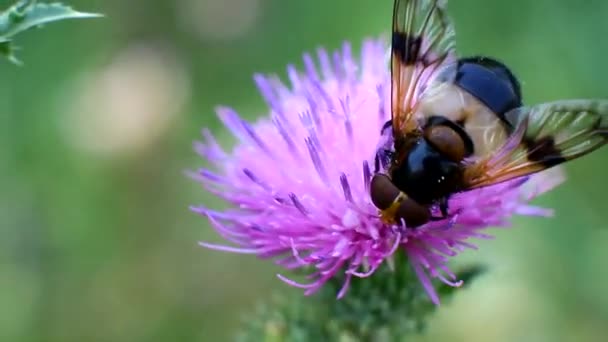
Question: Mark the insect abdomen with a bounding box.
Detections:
[455,56,522,129]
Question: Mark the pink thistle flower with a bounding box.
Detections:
[189,38,564,305]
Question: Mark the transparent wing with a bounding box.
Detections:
[391,0,457,139]
[462,99,608,189]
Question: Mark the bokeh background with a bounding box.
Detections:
[1,0,607,341]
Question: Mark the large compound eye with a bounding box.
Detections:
[370,173,431,228]
[425,124,467,162]
[395,198,430,228]
[370,174,400,210]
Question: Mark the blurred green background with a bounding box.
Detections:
[1,0,607,341]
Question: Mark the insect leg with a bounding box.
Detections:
[374,151,381,173]
[381,119,392,134]
[429,197,450,221]
[439,197,449,217]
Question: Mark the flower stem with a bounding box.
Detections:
[238,252,485,341]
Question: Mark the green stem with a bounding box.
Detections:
[237,252,485,341]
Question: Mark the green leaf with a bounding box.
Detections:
[0,1,102,64]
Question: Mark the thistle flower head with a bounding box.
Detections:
[190,38,564,305]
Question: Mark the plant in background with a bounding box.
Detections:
[191,0,608,339]
[0,0,101,64]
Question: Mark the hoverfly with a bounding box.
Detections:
[370,0,608,228]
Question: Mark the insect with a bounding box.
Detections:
[370,0,608,228]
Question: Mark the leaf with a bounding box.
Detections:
[0,1,102,64]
